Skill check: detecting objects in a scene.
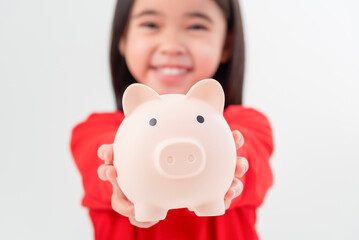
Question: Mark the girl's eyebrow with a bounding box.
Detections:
[132,9,163,19]
[185,12,213,23]
[132,10,213,23]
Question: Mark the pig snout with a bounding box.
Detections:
[154,138,206,179]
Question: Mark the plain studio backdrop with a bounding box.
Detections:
[1,0,358,239]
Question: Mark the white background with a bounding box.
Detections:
[1,0,358,239]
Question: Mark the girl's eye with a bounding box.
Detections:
[141,22,158,29]
[189,24,207,31]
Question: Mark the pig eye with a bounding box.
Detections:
[149,118,157,126]
[196,115,204,123]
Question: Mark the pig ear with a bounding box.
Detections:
[185,79,225,113]
[122,83,161,117]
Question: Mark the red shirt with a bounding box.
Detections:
[70,105,273,240]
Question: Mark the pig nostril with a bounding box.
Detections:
[166,156,175,165]
[187,154,195,163]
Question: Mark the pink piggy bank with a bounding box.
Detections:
[113,79,237,222]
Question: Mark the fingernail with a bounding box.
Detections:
[130,208,135,218]
[239,163,247,178]
[105,169,110,179]
[104,150,109,160]
[232,189,236,198]
[242,162,248,172]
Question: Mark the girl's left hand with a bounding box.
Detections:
[224,130,249,210]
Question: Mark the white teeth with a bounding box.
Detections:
[157,67,187,75]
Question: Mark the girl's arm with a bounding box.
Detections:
[224,106,274,209]
[70,112,124,209]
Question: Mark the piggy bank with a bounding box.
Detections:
[113,79,237,222]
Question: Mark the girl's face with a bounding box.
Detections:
[119,0,230,94]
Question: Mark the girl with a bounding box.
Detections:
[71,0,273,239]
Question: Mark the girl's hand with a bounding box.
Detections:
[224,130,249,210]
[97,144,159,228]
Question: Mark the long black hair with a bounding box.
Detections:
[109,0,245,111]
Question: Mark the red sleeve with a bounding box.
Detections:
[224,105,274,208]
[70,112,125,209]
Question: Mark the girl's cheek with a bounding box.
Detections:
[127,36,152,61]
[130,41,157,80]
[191,44,223,78]
[193,42,222,63]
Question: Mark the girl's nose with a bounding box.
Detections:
[158,32,186,56]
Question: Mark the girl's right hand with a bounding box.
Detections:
[97,144,159,228]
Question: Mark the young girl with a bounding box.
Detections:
[71,0,273,239]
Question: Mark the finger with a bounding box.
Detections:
[97,163,118,181]
[105,165,118,179]
[224,199,231,210]
[129,217,159,228]
[224,178,243,200]
[232,130,244,149]
[97,144,113,160]
[235,157,249,178]
[107,170,135,218]
[103,146,114,165]
[97,164,111,181]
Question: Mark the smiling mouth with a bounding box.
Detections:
[155,67,190,76]
[151,65,192,85]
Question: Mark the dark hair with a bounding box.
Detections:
[109,0,245,111]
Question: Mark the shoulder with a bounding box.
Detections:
[224,105,273,144]
[71,111,125,138]
[224,105,270,125]
[73,111,124,128]
[82,111,124,124]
